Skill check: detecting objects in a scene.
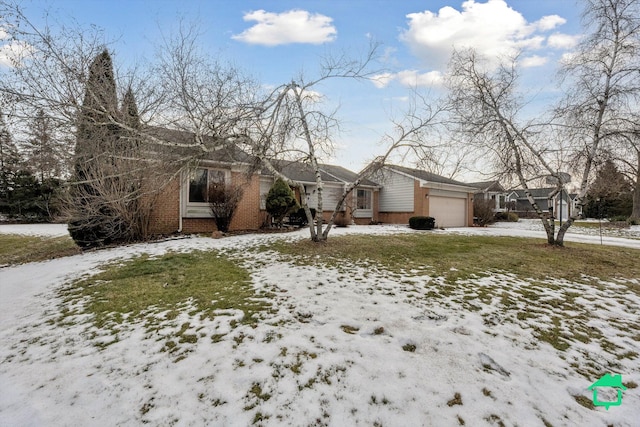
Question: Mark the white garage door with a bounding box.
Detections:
[429,196,467,227]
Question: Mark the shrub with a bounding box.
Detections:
[208,183,244,233]
[333,212,350,227]
[409,216,435,230]
[495,212,519,222]
[287,207,315,227]
[473,198,496,226]
[609,214,628,223]
[266,178,298,227]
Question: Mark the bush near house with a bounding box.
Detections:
[409,216,435,230]
[266,178,298,227]
[495,212,519,222]
[473,198,496,227]
[287,207,315,227]
[333,212,350,228]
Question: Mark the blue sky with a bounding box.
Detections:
[4,0,584,177]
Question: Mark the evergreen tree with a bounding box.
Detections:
[266,178,299,227]
[0,110,23,215]
[584,160,633,219]
[68,49,122,247]
[23,109,65,181]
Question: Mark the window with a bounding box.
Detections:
[188,168,226,203]
[356,189,372,210]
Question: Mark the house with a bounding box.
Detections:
[468,181,507,213]
[506,188,573,220]
[147,130,474,234]
[375,165,476,228]
[147,131,381,234]
[258,161,381,225]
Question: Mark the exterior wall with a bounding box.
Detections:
[148,176,181,235]
[353,189,380,224]
[149,168,265,235]
[378,170,414,212]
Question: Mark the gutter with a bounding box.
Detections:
[178,170,183,233]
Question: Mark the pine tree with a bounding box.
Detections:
[0,110,23,215]
[266,178,299,227]
[584,160,633,219]
[23,109,64,181]
[68,49,122,248]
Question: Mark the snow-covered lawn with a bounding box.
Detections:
[1,223,639,426]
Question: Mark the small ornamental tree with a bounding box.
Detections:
[473,197,496,226]
[266,178,298,227]
[208,182,243,233]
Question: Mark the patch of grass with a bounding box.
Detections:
[62,251,273,328]
[573,394,595,410]
[340,325,359,334]
[270,234,640,284]
[402,343,416,352]
[0,233,79,266]
[447,392,462,406]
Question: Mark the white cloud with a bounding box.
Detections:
[0,28,8,40]
[396,70,444,87]
[0,40,34,68]
[519,55,548,68]
[370,70,443,89]
[400,0,569,69]
[232,9,337,46]
[370,73,394,89]
[534,15,566,31]
[547,33,581,49]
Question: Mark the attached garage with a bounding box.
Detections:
[429,195,468,228]
[376,165,476,227]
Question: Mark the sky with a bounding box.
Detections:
[1,0,585,178]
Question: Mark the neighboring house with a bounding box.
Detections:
[506,188,573,220]
[569,193,584,218]
[258,161,380,225]
[375,165,476,228]
[468,181,507,213]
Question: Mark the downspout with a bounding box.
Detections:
[178,171,183,233]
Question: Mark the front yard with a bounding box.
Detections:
[0,224,639,426]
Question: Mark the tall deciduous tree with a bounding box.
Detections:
[558,0,640,223]
[446,49,574,245]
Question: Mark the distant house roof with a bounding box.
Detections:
[508,188,570,200]
[385,165,475,190]
[468,181,505,193]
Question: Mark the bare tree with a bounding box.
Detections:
[446,49,576,245]
[557,0,640,223]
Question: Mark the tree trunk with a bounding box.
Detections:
[631,151,640,220]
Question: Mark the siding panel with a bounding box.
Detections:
[378,170,415,212]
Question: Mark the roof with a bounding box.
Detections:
[385,165,474,188]
[508,188,570,199]
[264,160,380,186]
[468,181,505,192]
[143,126,377,186]
[144,126,252,164]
